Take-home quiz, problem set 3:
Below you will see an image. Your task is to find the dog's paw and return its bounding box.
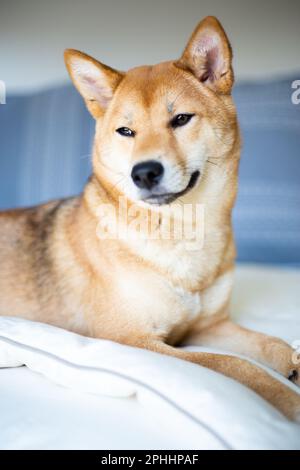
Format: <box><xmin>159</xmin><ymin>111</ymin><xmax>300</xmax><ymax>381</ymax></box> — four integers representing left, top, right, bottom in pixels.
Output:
<box><xmin>263</xmin><ymin>340</ymin><xmax>300</xmax><ymax>387</ymax></box>
<box><xmin>287</xmin><ymin>342</ymin><xmax>300</xmax><ymax>387</ymax></box>
<box><xmin>288</xmin><ymin>367</ymin><xmax>300</xmax><ymax>387</ymax></box>
<box><xmin>283</xmin><ymin>352</ymin><xmax>300</xmax><ymax>388</ymax></box>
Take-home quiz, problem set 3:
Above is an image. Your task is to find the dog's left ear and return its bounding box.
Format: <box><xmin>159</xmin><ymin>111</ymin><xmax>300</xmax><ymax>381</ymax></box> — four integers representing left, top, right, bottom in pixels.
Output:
<box><xmin>176</xmin><ymin>16</ymin><xmax>234</xmax><ymax>94</ymax></box>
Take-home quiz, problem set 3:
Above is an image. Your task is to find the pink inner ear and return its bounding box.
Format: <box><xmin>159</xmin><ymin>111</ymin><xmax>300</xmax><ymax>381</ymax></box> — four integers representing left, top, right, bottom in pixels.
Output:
<box><xmin>193</xmin><ymin>35</ymin><xmax>224</xmax><ymax>82</ymax></box>
<box><xmin>82</xmin><ymin>76</ymin><xmax>112</xmax><ymax>107</ymax></box>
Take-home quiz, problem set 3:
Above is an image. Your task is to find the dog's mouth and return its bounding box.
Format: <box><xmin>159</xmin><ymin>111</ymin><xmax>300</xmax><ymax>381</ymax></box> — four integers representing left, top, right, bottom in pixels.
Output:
<box><xmin>142</xmin><ymin>170</ymin><xmax>200</xmax><ymax>205</ymax></box>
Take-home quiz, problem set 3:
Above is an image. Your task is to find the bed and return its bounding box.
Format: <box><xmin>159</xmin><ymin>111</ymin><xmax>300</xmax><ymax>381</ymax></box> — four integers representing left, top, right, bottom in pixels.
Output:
<box><xmin>1</xmin><ymin>264</ymin><xmax>299</xmax><ymax>450</ymax></box>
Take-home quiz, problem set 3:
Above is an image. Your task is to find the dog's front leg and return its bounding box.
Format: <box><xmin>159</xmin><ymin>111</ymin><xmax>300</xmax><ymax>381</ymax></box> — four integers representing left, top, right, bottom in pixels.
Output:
<box><xmin>183</xmin><ymin>319</ymin><xmax>300</xmax><ymax>387</ymax></box>
<box><xmin>120</xmin><ymin>336</ymin><xmax>300</xmax><ymax>422</ymax></box>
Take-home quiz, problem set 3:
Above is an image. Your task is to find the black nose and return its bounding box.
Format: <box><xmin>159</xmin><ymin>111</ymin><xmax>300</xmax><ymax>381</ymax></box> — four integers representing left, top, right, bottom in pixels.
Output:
<box><xmin>131</xmin><ymin>160</ymin><xmax>164</xmax><ymax>190</ymax></box>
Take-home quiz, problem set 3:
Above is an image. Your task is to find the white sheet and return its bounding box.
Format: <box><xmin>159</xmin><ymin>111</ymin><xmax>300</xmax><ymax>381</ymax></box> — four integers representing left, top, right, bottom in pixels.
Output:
<box><xmin>0</xmin><ymin>264</ymin><xmax>300</xmax><ymax>450</ymax></box>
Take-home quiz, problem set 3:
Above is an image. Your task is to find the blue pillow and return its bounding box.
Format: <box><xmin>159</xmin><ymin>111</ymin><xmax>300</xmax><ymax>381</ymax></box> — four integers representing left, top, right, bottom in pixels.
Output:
<box><xmin>233</xmin><ymin>77</ymin><xmax>300</xmax><ymax>265</ymax></box>
<box><xmin>0</xmin><ymin>77</ymin><xmax>299</xmax><ymax>265</ymax></box>
<box><xmin>0</xmin><ymin>86</ymin><xmax>93</xmax><ymax>208</ymax></box>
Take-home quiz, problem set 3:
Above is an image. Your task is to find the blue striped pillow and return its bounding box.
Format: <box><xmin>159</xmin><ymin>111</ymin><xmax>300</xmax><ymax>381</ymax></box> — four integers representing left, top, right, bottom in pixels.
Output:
<box><xmin>233</xmin><ymin>78</ymin><xmax>300</xmax><ymax>265</ymax></box>
<box><xmin>0</xmin><ymin>86</ymin><xmax>93</xmax><ymax>208</ymax></box>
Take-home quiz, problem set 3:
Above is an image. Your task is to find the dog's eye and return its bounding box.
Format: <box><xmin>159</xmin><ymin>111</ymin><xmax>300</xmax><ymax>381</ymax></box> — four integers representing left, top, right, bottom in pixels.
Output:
<box><xmin>170</xmin><ymin>114</ymin><xmax>194</xmax><ymax>129</ymax></box>
<box><xmin>116</xmin><ymin>127</ymin><xmax>135</xmax><ymax>137</ymax></box>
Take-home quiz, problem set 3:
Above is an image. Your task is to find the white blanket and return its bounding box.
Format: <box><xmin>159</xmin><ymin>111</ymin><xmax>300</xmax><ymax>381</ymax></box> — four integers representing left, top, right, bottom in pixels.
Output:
<box><xmin>0</xmin><ymin>264</ymin><xmax>300</xmax><ymax>450</ymax></box>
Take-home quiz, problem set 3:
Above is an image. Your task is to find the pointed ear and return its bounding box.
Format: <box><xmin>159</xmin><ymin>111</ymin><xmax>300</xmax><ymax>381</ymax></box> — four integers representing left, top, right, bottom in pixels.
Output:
<box><xmin>64</xmin><ymin>49</ymin><xmax>124</xmax><ymax>118</ymax></box>
<box><xmin>176</xmin><ymin>16</ymin><xmax>234</xmax><ymax>94</ymax></box>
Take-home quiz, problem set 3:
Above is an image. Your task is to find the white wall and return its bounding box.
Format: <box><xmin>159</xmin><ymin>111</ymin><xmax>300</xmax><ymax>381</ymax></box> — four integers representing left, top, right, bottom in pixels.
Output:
<box><xmin>1</xmin><ymin>0</ymin><xmax>300</xmax><ymax>93</ymax></box>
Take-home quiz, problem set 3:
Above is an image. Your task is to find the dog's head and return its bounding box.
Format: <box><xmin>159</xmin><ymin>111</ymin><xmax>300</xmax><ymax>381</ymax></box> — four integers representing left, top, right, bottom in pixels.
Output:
<box><xmin>65</xmin><ymin>16</ymin><xmax>238</xmax><ymax>206</ymax></box>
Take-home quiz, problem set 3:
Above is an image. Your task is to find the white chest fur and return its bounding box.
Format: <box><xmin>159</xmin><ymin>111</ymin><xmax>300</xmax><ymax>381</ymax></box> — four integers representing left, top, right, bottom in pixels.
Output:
<box><xmin>173</xmin><ymin>285</ymin><xmax>202</xmax><ymax>321</ymax></box>
<box><xmin>115</xmin><ymin>266</ymin><xmax>203</xmax><ymax>339</ymax></box>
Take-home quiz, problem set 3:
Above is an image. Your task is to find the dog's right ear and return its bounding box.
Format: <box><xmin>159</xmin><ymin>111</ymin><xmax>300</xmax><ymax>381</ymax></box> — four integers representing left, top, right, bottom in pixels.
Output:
<box><xmin>64</xmin><ymin>49</ymin><xmax>124</xmax><ymax>119</ymax></box>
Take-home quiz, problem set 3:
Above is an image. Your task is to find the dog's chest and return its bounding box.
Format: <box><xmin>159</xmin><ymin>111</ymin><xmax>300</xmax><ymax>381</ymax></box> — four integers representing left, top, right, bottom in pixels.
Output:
<box><xmin>173</xmin><ymin>285</ymin><xmax>202</xmax><ymax>320</ymax></box>
<box><xmin>115</xmin><ymin>265</ymin><xmax>202</xmax><ymax>339</ymax></box>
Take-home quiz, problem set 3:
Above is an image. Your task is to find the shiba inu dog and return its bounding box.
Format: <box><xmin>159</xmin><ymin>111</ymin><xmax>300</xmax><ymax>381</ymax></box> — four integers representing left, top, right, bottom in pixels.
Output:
<box><xmin>0</xmin><ymin>16</ymin><xmax>299</xmax><ymax>420</ymax></box>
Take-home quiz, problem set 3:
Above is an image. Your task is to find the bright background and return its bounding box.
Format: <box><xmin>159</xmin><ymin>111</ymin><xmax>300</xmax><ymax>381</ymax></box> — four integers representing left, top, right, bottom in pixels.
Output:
<box><xmin>1</xmin><ymin>0</ymin><xmax>300</xmax><ymax>93</ymax></box>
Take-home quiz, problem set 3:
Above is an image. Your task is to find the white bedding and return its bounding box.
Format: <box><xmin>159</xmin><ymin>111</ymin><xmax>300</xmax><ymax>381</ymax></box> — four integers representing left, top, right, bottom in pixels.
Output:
<box><xmin>0</xmin><ymin>264</ymin><xmax>300</xmax><ymax>450</ymax></box>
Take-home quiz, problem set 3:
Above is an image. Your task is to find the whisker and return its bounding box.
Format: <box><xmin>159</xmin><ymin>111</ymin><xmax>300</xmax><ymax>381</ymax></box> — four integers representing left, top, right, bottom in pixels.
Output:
<box><xmin>80</xmin><ymin>153</ymin><xmax>93</xmax><ymax>160</ymax></box>
<box><xmin>207</xmin><ymin>159</ymin><xmax>219</xmax><ymax>166</ymax></box>
<box><xmin>111</xmin><ymin>176</ymin><xmax>126</xmax><ymax>193</ymax></box>
<box><xmin>98</xmin><ymin>159</ymin><xmax>126</xmax><ymax>177</ymax></box>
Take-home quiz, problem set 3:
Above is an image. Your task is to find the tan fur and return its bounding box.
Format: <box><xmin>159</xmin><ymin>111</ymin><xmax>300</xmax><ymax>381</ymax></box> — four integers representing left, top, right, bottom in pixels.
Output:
<box><xmin>0</xmin><ymin>17</ymin><xmax>299</xmax><ymax>421</ymax></box>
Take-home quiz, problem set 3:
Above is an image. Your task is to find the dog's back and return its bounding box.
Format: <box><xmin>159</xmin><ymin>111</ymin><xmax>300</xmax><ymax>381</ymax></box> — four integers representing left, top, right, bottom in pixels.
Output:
<box><xmin>0</xmin><ymin>199</ymin><xmax>80</xmax><ymax>325</ymax></box>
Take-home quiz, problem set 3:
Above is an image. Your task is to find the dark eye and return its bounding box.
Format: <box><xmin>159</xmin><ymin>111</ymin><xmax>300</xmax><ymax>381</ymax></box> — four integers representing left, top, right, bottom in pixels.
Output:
<box><xmin>170</xmin><ymin>113</ymin><xmax>194</xmax><ymax>129</ymax></box>
<box><xmin>116</xmin><ymin>127</ymin><xmax>135</xmax><ymax>137</ymax></box>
